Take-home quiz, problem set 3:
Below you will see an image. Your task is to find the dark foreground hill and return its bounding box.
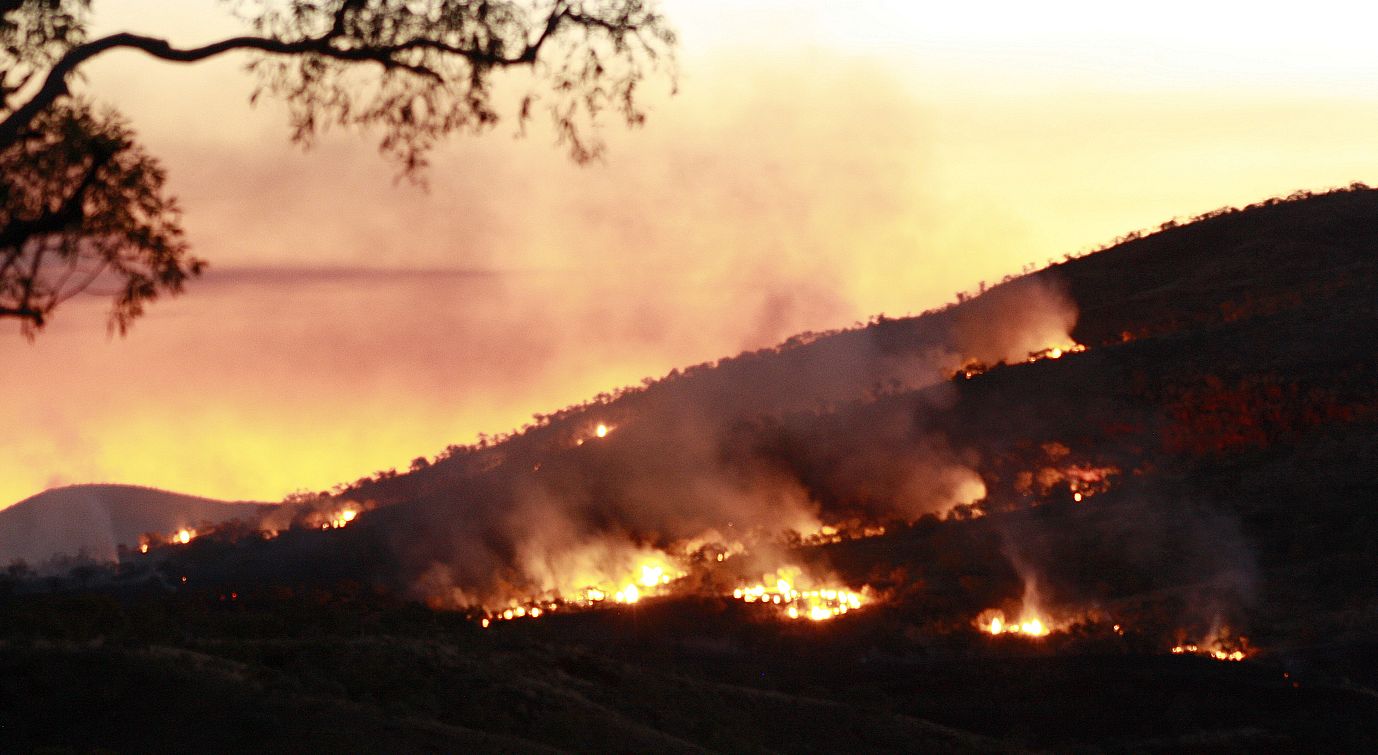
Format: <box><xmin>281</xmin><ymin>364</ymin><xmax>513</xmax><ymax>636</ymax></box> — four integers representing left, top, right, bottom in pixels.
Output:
<box><xmin>4</xmin><ymin>187</ymin><xmax>1378</xmax><ymax>751</ymax></box>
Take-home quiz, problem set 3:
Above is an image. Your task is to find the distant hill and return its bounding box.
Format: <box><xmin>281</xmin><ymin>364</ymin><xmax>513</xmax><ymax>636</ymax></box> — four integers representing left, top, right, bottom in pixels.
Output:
<box><xmin>0</xmin><ymin>484</ymin><xmax>271</xmax><ymax>567</ymax></box>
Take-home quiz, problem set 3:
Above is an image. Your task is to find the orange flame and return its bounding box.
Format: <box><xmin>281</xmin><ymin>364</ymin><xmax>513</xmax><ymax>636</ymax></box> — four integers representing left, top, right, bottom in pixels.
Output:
<box><xmin>729</xmin><ymin>567</ymin><xmax>867</xmax><ymax>622</ymax></box>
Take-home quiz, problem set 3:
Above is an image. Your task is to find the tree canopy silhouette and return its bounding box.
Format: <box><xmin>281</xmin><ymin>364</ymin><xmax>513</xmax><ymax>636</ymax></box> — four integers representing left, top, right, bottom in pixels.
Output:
<box><xmin>0</xmin><ymin>0</ymin><xmax>674</xmax><ymax>335</ymax></box>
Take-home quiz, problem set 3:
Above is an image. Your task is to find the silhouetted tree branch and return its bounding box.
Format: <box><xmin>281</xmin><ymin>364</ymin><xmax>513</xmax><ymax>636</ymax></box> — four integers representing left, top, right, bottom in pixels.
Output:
<box><xmin>0</xmin><ymin>0</ymin><xmax>675</xmax><ymax>334</ymax></box>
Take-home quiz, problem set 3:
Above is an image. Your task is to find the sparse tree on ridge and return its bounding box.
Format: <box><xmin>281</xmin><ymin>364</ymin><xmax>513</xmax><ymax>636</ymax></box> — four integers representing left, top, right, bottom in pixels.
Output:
<box><xmin>0</xmin><ymin>0</ymin><xmax>675</xmax><ymax>335</ymax></box>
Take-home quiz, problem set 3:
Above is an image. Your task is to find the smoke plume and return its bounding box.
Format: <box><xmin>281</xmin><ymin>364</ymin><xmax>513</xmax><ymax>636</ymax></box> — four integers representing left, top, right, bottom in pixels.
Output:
<box><xmin>390</xmin><ymin>277</ymin><xmax>1082</xmax><ymax>609</ymax></box>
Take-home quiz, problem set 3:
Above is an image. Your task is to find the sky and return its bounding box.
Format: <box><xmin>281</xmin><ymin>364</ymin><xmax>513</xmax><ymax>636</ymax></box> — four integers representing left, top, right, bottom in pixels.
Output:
<box><xmin>3</xmin><ymin>0</ymin><xmax>1377</xmax><ymax>507</ymax></box>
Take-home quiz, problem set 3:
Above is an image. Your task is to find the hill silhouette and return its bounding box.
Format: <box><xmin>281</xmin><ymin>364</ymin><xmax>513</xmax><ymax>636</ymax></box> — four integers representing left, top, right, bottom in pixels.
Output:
<box><xmin>5</xmin><ymin>186</ymin><xmax>1378</xmax><ymax>750</ymax></box>
<box><xmin>0</xmin><ymin>484</ymin><xmax>271</xmax><ymax>567</ymax></box>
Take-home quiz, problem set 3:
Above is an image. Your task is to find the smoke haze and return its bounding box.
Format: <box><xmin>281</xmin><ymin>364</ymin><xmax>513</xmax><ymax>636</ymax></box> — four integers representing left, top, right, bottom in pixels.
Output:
<box><xmin>395</xmin><ymin>277</ymin><xmax>1080</xmax><ymax>608</ymax></box>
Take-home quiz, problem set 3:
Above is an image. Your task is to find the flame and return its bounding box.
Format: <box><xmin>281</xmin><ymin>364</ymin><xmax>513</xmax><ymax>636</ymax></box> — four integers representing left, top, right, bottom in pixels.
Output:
<box><xmin>323</xmin><ymin>506</ymin><xmax>359</xmax><ymax>529</ymax></box>
<box><xmin>1025</xmin><ymin>342</ymin><xmax>1087</xmax><ymax>364</ymax></box>
<box><xmin>1015</xmin><ymin>456</ymin><xmax>1120</xmax><ymax>503</ymax></box>
<box><xmin>576</xmin><ymin>422</ymin><xmax>615</xmax><ymax>446</ymax></box>
<box><xmin>801</xmin><ymin>523</ymin><xmax>887</xmax><ymax>546</ymax></box>
<box><xmin>981</xmin><ymin>610</ymin><xmax>1052</xmax><ymax>637</ymax></box>
<box><xmin>1170</xmin><ymin>631</ymin><xmax>1251</xmax><ymax>661</ymax></box>
<box><xmin>303</xmin><ymin>505</ymin><xmax>363</xmax><ymax>531</ymax></box>
<box><xmin>729</xmin><ymin>567</ymin><xmax>866</xmax><ymax>622</ymax></box>
<box><xmin>961</xmin><ymin>341</ymin><xmax>1087</xmax><ymax>381</ymax></box>
<box><xmin>639</xmin><ymin>563</ymin><xmax>671</xmax><ymax>587</ymax></box>
<box><xmin>135</xmin><ymin>526</ymin><xmax>199</xmax><ymax>554</ymax></box>
<box><xmin>480</xmin><ymin>553</ymin><xmax>683</xmax><ymax>625</ymax></box>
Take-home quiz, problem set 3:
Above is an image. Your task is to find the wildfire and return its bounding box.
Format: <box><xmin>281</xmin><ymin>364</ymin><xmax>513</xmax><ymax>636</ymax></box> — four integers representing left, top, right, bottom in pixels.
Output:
<box><xmin>1171</xmin><ymin>644</ymin><xmax>1246</xmax><ymax>662</ymax></box>
<box><xmin>729</xmin><ymin>567</ymin><xmax>866</xmax><ymax>621</ymax></box>
<box><xmin>1170</xmin><ymin>631</ymin><xmax>1252</xmax><ymax>662</ymax></box>
<box><xmin>958</xmin><ymin>342</ymin><xmax>1088</xmax><ymax>381</ymax></box>
<box><xmin>1014</xmin><ymin>448</ymin><xmax>1120</xmax><ymax>504</ymax></box>
<box><xmin>288</xmin><ymin>501</ymin><xmax>370</xmax><ymax>532</ymax></box>
<box><xmin>976</xmin><ymin>573</ymin><xmax>1062</xmax><ymax>639</ymax></box>
<box><xmin>1064</xmin><ymin>464</ymin><xmax>1117</xmax><ymax>502</ymax></box>
<box><xmin>802</xmin><ymin>523</ymin><xmax>887</xmax><ymax>546</ymax></box>
<box><xmin>480</xmin><ymin>554</ymin><xmax>682</xmax><ymax>626</ymax></box>
<box><xmin>134</xmin><ymin>526</ymin><xmax>200</xmax><ymax>555</ymax></box>
<box><xmin>575</xmin><ymin>422</ymin><xmax>616</xmax><ymax>446</ymax></box>
<box><xmin>1026</xmin><ymin>343</ymin><xmax>1087</xmax><ymax>363</ymax></box>
<box><xmin>979</xmin><ymin>609</ymin><xmax>1052</xmax><ymax>637</ymax></box>
<box><xmin>322</xmin><ymin>506</ymin><xmax>359</xmax><ymax>530</ymax></box>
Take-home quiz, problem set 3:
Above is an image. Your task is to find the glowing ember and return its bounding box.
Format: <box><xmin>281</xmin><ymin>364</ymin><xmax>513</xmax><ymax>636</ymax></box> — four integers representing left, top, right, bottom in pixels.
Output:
<box><xmin>176</xmin><ymin>528</ymin><xmax>195</xmax><ymax>545</ymax></box>
<box><xmin>595</xmin><ymin>423</ymin><xmax>610</xmax><ymax>438</ymax></box>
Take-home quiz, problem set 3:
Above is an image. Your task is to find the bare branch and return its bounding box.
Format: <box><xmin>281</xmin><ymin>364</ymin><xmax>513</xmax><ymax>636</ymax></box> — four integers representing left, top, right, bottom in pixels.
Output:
<box><xmin>0</xmin><ymin>1</ymin><xmax>676</xmax><ymax>333</ymax></box>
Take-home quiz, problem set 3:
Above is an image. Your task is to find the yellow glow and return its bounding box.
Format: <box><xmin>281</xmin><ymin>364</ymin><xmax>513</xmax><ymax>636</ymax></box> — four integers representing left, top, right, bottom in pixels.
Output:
<box><xmin>595</xmin><ymin>423</ymin><xmax>609</xmax><ymax>438</ymax></box>
<box><xmin>639</xmin><ymin>564</ymin><xmax>665</xmax><ymax>587</ymax></box>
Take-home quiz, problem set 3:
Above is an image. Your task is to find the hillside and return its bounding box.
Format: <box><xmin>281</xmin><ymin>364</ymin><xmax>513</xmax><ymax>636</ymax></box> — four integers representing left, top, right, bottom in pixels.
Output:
<box><xmin>4</xmin><ymin>187</ymin><xmax>1378</xmax><ymax>750</ymax></box>
<box><xmin>0</xmin><ymin>484</ymin><xmax>271</xmax><ymax>567</ymax></box>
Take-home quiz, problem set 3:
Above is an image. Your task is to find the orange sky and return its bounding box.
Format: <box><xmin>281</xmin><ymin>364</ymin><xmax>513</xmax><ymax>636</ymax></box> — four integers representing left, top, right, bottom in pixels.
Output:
<box><xmin>3</xmin><ymin>1</ymin><xmax>1377</xmax><ymax>507</ymax></box>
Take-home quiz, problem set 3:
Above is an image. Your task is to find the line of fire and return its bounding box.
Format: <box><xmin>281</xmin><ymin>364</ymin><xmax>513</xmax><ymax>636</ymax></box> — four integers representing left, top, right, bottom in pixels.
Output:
<box><xmin>111</xmin><ymin>328</ymin><xmax>1261</xmax><ymax>664</ymax></box>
